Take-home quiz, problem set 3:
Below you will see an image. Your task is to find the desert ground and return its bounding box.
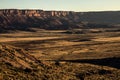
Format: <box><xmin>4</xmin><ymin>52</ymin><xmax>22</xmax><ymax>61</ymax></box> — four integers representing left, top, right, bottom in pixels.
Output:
<box><xmin>0</xmin><ymin>27</ymin><xmax>120</xmax><ymax>80</ymax></box>
<box><xmin>0</xmin><ymin>28</ymin><xmax>120</xmax><ymax>59</ymax></box>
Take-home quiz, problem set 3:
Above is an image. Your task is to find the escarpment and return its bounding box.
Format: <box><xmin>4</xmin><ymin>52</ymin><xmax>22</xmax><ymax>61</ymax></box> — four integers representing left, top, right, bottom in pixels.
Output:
<box><xmin>0</xmin><ymin>9</ymin><xmax>120</xmax><ymax>32</ymax></box>
<box><xmin>0</xmin><ymin>9</ymin><xmax>73</xmax><ymax>17</ymax></box>
<box><xmin>0</xmin><ymin>9</ymin><xmax>81</xmax><ymax>32</ymax></box>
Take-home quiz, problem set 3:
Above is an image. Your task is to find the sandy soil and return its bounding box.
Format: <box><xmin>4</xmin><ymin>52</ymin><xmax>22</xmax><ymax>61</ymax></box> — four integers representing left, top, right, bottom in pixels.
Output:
<box><xmin>0</xmin><ymin>37</ymin><xmax>61</xmax><ymax>42</ymax></box>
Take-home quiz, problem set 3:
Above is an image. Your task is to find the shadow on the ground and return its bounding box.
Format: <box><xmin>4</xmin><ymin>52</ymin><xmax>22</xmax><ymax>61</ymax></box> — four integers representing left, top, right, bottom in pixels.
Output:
<box><xmin>56</xmin><ymin>57</ymin><xmax>120</xmax><ymax>69</ymax></box>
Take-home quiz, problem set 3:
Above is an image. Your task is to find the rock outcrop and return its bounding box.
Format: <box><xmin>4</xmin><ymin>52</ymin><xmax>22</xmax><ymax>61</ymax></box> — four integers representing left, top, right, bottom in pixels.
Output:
<box><xmin>0</xmin><ymin>9</ymin><xmax>73</xmax><ymax>17</ymax></box>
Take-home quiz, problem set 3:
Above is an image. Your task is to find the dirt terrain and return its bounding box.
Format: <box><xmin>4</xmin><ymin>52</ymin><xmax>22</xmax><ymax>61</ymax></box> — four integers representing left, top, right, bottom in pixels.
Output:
<box><xmin>0</xmin><ymin>27</ymin><xmax>120</xmax><ymax>80</ymax></box>
<box><xmin>1</xmin><ymin>28</ymin><xmax>120</xmax><ymax>59</ymax></box>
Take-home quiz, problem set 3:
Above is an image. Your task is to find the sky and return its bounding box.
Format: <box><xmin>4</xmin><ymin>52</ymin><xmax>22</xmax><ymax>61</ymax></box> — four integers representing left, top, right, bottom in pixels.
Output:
<box><xmin>0</xmin><ymin>0</ymin><xmax>120</xmax><ymax>12</ymax></box>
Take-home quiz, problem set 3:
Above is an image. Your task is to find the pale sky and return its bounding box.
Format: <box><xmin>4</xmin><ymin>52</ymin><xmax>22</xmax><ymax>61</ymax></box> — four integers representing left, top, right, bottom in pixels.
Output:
<box><xmin>0</xmin><ymin>0</ymin><xmax>120</xmax><ymax>12</ymax></box>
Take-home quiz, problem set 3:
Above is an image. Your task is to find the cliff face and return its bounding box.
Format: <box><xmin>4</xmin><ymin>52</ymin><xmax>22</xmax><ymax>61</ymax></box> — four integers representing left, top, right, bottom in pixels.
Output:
<box><xmin>0</xmin><ymin>9</ymin><xmax>81</xmax><ymax>32</ymax></box>
<box><xmin>0</xmin><ymin>9</ymin><xmax>72</xmax><ymax>17</ymax></box>
<box><xmin>0</xmin><ymin>9</ymin><xmax>120</xmax><ymax>32</ymax></box>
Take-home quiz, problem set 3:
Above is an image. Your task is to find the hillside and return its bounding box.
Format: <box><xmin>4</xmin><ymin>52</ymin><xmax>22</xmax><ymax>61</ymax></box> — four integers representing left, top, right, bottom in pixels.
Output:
<box><xmin>1</xmin><ymin>9</ymin><xmax>120</xmax><ymax>32</ymax></box>
<box><xmin>0</xmin><ymin>44</ymin><xmax>46</xmax><ymax>79</ymax></box>
<box><xmin>78</xmin><ymin>11</ymin><xmax>120</xmax><ymax>24</ymax></box>
<box><xmin>0</xmin><ymin>44</ymin><xmax>120</xmax><ymax>80</ymax></box>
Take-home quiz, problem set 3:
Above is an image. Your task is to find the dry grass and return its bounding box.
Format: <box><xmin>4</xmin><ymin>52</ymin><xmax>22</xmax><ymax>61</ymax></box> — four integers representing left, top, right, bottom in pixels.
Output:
<box><xmin>0</xmin><ymin>28</ymin><xmax>120</xmax><ymax>80</ymax></box>
<box><xmin>0</xmin><ymin>37</ymin><xmax>61</xmax><ymax>42</ymax></box>
<box><xmin>93</xmin><ymin>36</ymin><xmax>120</xmax><ymax>42</ymax></box>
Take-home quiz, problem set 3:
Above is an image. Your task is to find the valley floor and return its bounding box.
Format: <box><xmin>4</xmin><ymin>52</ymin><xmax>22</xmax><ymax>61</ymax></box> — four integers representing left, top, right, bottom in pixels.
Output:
<box><xmin>0</xmin><ymin>28</ymin><xmax>120</xmax><ymax>80</ymax></box>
